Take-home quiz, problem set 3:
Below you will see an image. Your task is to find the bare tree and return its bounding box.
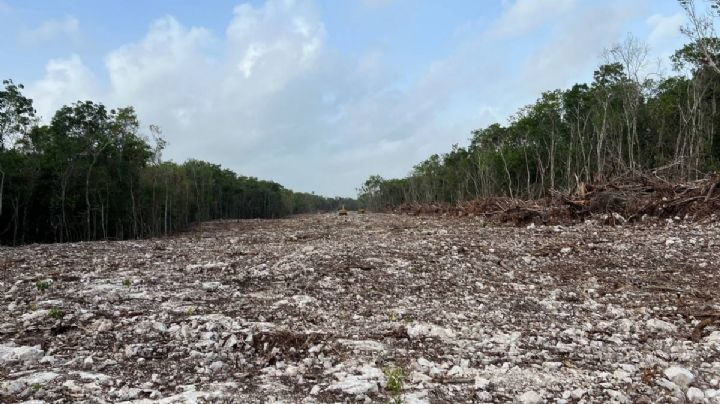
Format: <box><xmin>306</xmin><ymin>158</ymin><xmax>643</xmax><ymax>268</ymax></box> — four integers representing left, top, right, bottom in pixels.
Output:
<box><xmin>605</xmin><ymin>34</ymin><xmax>651</xmax><ymax>171</ymax></box>
<box><xmin>680</xmin><ymin>0</ymin><xmax>720</xmax><ymax>74</ymax></box>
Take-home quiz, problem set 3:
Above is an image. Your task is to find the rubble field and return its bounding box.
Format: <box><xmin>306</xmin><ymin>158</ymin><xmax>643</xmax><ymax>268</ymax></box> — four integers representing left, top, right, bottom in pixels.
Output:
<box><xmin>1</xmin><ymin>213</ymin><xmax>719</xmax><ymax>403</ymax></box>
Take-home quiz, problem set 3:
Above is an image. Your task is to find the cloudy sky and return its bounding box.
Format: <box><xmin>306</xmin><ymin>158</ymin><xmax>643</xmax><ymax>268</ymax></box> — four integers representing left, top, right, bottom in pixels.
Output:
<box><xmin>0</xmin><ymin>0</ymin><xmax>688</xmax><ymax>196</ymax></box>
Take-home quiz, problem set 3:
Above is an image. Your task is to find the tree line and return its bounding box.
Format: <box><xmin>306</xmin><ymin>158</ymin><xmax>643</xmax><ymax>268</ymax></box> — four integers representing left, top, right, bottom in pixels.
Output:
<box><xmin>0</xmin><ymin>82</ymin><xmax>355</xmax><ymax>245</ymax></box>
<box><xmin>359</xmin><ymin>34</ymin><xmax>720</xmax><ymax>210</ymax></box>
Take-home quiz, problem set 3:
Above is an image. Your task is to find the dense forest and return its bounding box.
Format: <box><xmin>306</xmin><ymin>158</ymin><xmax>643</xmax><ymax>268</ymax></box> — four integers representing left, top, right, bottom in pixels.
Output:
<box><xmin>358</xmin><ymin>35</ymin><xmax>720</xmax><ymax>210</ymax></box>
<box><xmin>0</xmin><ymin>83</ymin><xmax>356</xmax><ymax>245</ymax></box>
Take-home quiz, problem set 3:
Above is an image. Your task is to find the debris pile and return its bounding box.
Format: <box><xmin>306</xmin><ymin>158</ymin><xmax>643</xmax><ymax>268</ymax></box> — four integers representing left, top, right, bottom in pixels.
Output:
<box><xmin>394</xmin><ymin>175</ymin><xmax>720</xmax><ymax>225</ymax></box>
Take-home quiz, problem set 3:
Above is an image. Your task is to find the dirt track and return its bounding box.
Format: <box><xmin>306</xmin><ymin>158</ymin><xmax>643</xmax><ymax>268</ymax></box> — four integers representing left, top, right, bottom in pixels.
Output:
<box><xmin>1</xmin><ymin>213</ymin><xmax>719</xmax><ymax>403</ymax></box>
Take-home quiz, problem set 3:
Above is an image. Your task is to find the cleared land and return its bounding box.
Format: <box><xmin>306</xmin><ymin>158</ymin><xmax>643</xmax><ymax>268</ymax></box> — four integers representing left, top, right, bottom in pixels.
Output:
<box><xmin>1</xmin><ymin>213</ymin><xmax>719</xmax><ymax>403</ymax></box>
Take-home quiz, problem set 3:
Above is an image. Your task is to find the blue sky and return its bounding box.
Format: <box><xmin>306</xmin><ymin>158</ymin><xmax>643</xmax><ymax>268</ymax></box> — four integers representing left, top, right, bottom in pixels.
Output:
<box><xmin>0</xmin><ymin>0</ymin><xmax>689</xmax><ymax>196</ymax></box>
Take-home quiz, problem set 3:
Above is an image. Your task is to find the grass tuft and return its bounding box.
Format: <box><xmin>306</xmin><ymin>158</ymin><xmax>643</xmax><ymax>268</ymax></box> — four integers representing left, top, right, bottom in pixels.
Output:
<box><xmin>384</xmin><ymin>365</ymin><xmax>405</xmax><ymax>403</ymax></box>
<box><xmin>48</xmin><ymin>308</ymin><xmax>64</xmax><ymax>320</ymax></box>
<box><xmin>35</xmin><ymin>280</ymin><xmax>50</xmax><ymax>292</ymax></box>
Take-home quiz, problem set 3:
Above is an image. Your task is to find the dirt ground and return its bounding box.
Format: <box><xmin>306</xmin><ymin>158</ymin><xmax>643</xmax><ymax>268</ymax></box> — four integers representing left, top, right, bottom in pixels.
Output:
<box><xmin>1</xmin><ymin>213</ymin><xmax>719</xmax><ymax>403</ymax></box>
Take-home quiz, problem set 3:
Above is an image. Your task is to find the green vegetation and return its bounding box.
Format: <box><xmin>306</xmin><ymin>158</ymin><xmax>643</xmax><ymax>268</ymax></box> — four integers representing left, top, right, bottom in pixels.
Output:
<box><xmin>48</xmin><ymin>308</ymin><xmax>64</xmax><ymax>320</ymax></box>
<box><xmin>359</xmin><ymin>34</ymin><xmax>720</xmax><ymax>209</ymax></box>
<box><xmin>122</xmin><ymin>278</ymin><xmax>131</xmax><ymax>287</ymax></box>
<box><xmin>384</xmin><ymin>365</ymin><xmax>406</xmax><ymax>403</ymax></box>
<box><xmin>35</xmin><ymin>280</ymin><xmax>50</xmax><ymax>292</ymax></box>
<box><xmin>0</xmin><ymin>83</ymin><xmax>356</xmax><ymax>245</ymax></box>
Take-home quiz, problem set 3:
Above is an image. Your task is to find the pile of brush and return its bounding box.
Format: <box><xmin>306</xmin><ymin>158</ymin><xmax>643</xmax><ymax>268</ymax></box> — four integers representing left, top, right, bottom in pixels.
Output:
<box><xmin>392</xmin><ymin>174</ymin><xmax>720</xmax><ymax>225</ymax></box>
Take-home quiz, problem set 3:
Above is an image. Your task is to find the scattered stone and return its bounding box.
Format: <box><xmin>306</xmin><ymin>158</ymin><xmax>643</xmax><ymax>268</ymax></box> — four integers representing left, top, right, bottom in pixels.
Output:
<box><xmin>403</xmin><ymin>390</ymin><xmax>430</xmax><ymax>404</ymax></box>
<box><xmin>1</xmin><ymin>371</ymin><xmax>59</xmax><ymax>395</ymax></box>
<box><xmin>646</xmin><ymin>319</ymin><xmax>677</xmax><ymax>333</ymax></box>
<box><xmin>518</xmin><ymin>390</ymin><xmax>543</xmax><ymax>404</ymax></box>
<box><xmin>337</xmin><ymin>339</ymin><xmax>386</xmax><ymax>352</ymax></box>
<box><xmin>687</xmin><ymin>387</ymin><xmax>705</xmax><ymax>403</ymax></box>
<box><xmin>0</xmin><ymin>344</ymin><xmax>44</xmax><ymax>366</ymax></box>
<box><xmin>328</xmin><ymin>377</ymin><xmax>378</xmax><ymax>395</ymax></box>
<box><xmin>607</xmin><ymin>389</ymin><xmax>630</xmax><ymax>403</ymax></box>
<box><xmin>664</xmin><ymin>366</ymin><xmax>695</xmax><ymax>389</ymax></box>
<box><xmin>406</xmin><ymin>323</ymin><xmax>455</xmax><ymax>341</ymax></box>
<box><xmin>0</xmin><ymin>214</ymin><xmax>717</xmax><ymax>402</ymax></box>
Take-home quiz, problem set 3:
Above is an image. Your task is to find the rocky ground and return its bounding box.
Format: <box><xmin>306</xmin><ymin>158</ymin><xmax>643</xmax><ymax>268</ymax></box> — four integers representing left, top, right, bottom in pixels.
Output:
<box><xmin>1</xmin><ymin>213</ymin><xmax>719</xmax><ymax>403</ymax></box>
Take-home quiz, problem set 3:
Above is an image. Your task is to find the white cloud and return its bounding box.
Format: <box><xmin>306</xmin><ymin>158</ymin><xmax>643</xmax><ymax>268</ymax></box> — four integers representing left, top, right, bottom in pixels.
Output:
<box><xmin>19</xmin><ymin>15</ymin><xmax>79</xmax><ymax>46</ymax></box>
<box><xmin>519</xmin><ymin>2</ymin><xmax>634</xmax><ymax>95</ymax></box>
<box><xmin>24</xmin><ymin>0</ymin><xmax>682</xmax><ymax>196</ymax></box>
<box><xmin>106</xmin><ymin>17</ymin><xmax>213</xmax><ymax>109</ymax></box>
<box><xmin>224</xmin><ymin>1</ymin><xmax>325</xmax><ymax>91</ymax></box>
<box><xmin>99</xmin><ymin>0</ymin><xmax>340</xmax><ymax>184</ymax></box>
<box><xmin>647</xmin><ymin>12</ymin><xmax>685</xmax><ymax>46</ymax></box>
<box><xmin>492</xmin><ymin>0</ymin><xmax>576</xmax><ymax>38</ymax></box>
<box><xmin>26</xmin><ymin>55</ymin><xmax>97</xmax><ymax>120</ymax></box>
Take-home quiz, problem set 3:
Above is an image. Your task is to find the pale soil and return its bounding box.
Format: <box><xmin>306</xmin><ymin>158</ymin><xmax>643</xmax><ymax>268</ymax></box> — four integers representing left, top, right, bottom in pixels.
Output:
<box><xmin>1</xmin><ymin>213</ymin><xmax>719</xmax><ymax>403</ymax></box>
